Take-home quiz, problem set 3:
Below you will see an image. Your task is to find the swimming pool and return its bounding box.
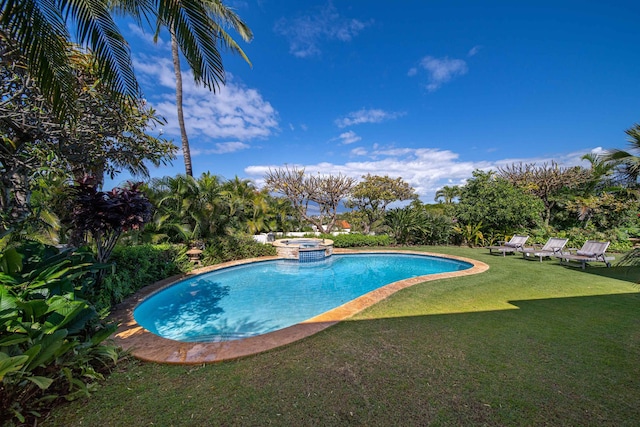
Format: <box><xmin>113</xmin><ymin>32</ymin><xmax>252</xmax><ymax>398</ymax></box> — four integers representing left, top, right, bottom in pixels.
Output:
<box><xmin>133</xmin><ymin>253</ymin><xmax>472</xmax><ymax>343</ymax></box>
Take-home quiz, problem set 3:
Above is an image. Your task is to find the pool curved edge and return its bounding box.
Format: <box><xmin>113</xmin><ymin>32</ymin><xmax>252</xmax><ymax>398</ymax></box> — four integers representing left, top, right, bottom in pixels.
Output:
<box><xmin>108</xmin><ymin>250</ymin><xmax>489</xmax><ymax>365</ymax></box>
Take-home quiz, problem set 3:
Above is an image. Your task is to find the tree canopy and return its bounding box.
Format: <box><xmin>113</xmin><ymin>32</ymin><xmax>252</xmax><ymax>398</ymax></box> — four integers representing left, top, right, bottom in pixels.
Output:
<box><xmin>498</xmin><ymin>162</ymin><xmax>590</xmax><ymax>226</ymax></box>
<box><xmin>455</xmin><ymin>170</ymin><xmax>544</xmax><ymax>235</ymax></box>
<box><xmin>344</xmin><ymin>174</ymin><xmax>417</xmax><ymax>234</ymax></box>
<box><xmin>0</xmin><ymin>37</ymin><xmax>175</xmax><ymax>232</ymax></box>
<box><xmin>264</xmin><ymin>166</ymin><xmax>356</xmax><ymax>233</ymax></box>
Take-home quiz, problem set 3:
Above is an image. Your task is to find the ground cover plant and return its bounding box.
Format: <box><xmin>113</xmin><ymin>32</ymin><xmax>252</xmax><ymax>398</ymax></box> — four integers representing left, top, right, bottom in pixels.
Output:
<box><xmin>43</xmin><ymin>246</ymin><xmax>640</xmax><ymax>426</ymax></box>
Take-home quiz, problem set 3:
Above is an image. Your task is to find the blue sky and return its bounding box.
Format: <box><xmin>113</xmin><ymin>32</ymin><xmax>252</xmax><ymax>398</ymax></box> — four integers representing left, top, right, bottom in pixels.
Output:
<box><xmin>110</xmin><ymin>1</ymin><xmax>640</xmax><ymax>202</ymax></box>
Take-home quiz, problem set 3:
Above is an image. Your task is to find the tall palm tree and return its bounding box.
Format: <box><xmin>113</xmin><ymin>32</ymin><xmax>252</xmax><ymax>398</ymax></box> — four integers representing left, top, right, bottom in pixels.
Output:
<box><xmin>0</xmin><ymin>0</ymin><xmax>250</xmax><ymax>124</ymax></box>
<box><xmin>167</xmin><ymin>3</ymin><xmax>252</xmax><ymax>176</ymax></box>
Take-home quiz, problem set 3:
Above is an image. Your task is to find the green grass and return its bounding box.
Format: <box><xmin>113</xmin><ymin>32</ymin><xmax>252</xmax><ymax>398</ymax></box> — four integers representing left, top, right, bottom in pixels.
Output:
<box><xmin>44</xmin><ymin>246</ymin><xmax>640</xmax><ymax>426</ymax></box>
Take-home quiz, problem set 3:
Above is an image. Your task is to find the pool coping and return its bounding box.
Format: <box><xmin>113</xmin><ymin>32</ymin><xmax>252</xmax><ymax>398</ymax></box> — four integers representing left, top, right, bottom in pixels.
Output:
<box><xmin>109</xmin><ymin>249</ymin><xmax>489</xmax><ymax>364</ymax></box>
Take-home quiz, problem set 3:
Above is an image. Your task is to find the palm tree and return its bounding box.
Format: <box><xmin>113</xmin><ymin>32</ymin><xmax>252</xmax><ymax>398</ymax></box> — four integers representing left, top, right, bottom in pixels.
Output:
<box><xmin>581</xmin><ymin>152</ymin><xmax>616</xmax><ymax>194</ymax></box>
<box><xmin>603</xmin><ymin>123</ymin><xmax>640</xmax><ymax>186</ymax></box>
<box><xmin>0</xmin><ymin>0</ymin><xmax>250</xmax><ymax>124</ymax></box>
<box><xmin>167</xmin><ymin>4</ymin><xmax>252</xmax><ymax>176</ymax></box>
<box><xmin>434</xmin><ymin>185</ymin><xmax>461</xmax><ymax>204</ymax></box>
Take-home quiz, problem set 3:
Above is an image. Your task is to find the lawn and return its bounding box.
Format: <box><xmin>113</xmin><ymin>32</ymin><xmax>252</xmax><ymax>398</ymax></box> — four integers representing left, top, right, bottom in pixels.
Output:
<box><xmin>44</xmin><ymin>246</ymin><xmax>640</xmax><ymax>426</ymax></box>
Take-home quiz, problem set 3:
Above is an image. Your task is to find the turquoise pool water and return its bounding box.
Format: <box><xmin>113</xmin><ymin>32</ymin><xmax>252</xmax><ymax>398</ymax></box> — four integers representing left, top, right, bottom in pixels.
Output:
<box><xmin>133</xmin><ymin>253</ymin><xmax>472</xmax><ymax>342</ymax></box>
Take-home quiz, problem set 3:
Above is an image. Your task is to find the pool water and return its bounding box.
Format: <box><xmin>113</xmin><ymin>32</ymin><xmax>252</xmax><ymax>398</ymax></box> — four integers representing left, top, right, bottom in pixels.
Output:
<box><xmin>133</xmin><ymin>253</ymin><xmax>471</xmax><ymax>342</ymax></box>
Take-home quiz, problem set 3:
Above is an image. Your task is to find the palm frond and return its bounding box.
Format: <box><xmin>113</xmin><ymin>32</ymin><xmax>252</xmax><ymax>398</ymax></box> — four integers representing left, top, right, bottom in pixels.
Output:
<box><xmin>158</xmin><ymin>0</ymin><xmax>252</xmax><ymax>90</ymax></box>
<box><xmin>159</xmin><ymin>0</ymin><xmax>224</xmax><ymax>90</ymax></box>
<box><xmin>61</xmin><ymin>0</ymin><xmax>140</xmax><ymax>101</ymax></box>
<box><xmin>1</xmin><ymin>0</ymin><xmax>76</xmax><ymax>121</ymax></box>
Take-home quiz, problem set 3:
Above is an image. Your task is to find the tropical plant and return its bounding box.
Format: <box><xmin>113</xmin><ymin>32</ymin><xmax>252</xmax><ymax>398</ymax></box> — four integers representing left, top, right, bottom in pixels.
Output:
<box><xmin>581</xmin><ymin>152</ymin><xmax>617</xmax><ymax>194</ymax></box>
<box><xmin>146</xmin><ymin>173</ymin><xmax>232</xmax><ymax>244</ymax></box>
<box><xmin>202</xmin><ymin>235</ymin><xmax>276</xmax><ymax>265</ymax></box>
<box><xmin>64</xmin><ymin>177</ymin><xmax>153</xmax><ymax>266</ymax></box>
<box><xmin>0</xmin><ymin>38</ymin><xmax>175</xmax><ymax>234</ymax></box>
<box><xmin>603</xmin><ymin>123</ymin><xmax>640</xmax><ymax>185</ymax></box>
<box><xmin>452</xmin><ymin>222</ymin><xmax>484</xmax><ymax>247</ymax></box>
<box><xmin>316</xmin><ymin>233</ymin><xmax>392</xmax><ymax>248</ymax></box>
<box><xmin>384</xmin><ymin>207</ymin><xmax>423</xmax><ymax>245</ymax></box>
<box><xmin>0</xmin><ymin>242</ymin><xmax>118</xmax><ymax>424</ymax></box>
<box><xmin>95</xmin><ymin>244</ymin><xmax>185</xmax><ymax>310</ymax></box>
<box><xmin>0</xmin><ymin>0</ymin><xmax>252</xmax><ymax>123</ymax></box>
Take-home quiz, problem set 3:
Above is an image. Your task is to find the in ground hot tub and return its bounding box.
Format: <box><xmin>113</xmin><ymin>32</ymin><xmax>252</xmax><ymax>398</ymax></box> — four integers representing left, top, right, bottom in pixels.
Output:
<box><xmin>272</xmin><ymin>238</ymin><xmax>333</xmax><ymax>262</ymax></box>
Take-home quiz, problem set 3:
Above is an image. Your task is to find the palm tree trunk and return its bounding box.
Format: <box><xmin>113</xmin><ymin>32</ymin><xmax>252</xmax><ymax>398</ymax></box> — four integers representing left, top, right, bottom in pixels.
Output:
<box><xmin>171</xmin><ymin>32</ymin><xmax>193</xmax><ymax>177</ymax></box>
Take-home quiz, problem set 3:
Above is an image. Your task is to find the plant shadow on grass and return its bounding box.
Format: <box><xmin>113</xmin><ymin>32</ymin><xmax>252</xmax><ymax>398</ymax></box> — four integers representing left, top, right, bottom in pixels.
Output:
<box><xmin>555</xmin><ymin>262</ymin><xmax>640</xmax><ymax>286</ymax></box>
<box><xmin>327</xmin><ymin>292</ymin><xmax>640</xmax><ymax>426</ymax></box>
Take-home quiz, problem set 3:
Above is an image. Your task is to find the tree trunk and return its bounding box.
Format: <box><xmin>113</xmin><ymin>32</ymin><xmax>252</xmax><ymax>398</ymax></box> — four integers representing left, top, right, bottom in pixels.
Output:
<box><xmin>171</xmin><ymin>32</ymin><xmax>193</xmax><ymax>177</ymax></box>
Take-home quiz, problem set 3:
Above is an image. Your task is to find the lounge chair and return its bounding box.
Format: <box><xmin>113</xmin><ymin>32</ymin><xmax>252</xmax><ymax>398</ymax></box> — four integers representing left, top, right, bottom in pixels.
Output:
<box><xmin>556</xmin><ymin>240</ymin><xmax>614</xmax><ymax>269</ymax></box>
<box><xmin>521</xmin><ymin>237</ymin><xmax>568</xmax><ymax>262</ymax></box>
<box><xmin>486</xmin><ymin>235</ymin><xmax>529</xmax><ymax>256</ymax></box>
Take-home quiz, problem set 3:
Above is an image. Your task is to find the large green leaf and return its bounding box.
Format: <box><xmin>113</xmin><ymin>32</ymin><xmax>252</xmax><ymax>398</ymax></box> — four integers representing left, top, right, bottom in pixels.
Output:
<box><xmin>26</xmin><ymin>375</ymin><xmax>54</xmax><ymax>390</ymax></box>
<box><xmin>43</xmin><ymin>297</ymin><xmax>90</xmax><ymax>333</ymax></box>
<box><xmin>26</xmin><ymin>329</ymin><xmax>68</xmax><ymax>369</ymax></box>
<box><xmin>16</xmin><ymin>299</ymin><xmax>50</xmax><ymax>322</ymax></box>
<box><xmin>0</xmin><ymin>352</ymin><xmax>29</xmax><ymax>381</ymax></box>
<box><xmin>0</xmin><ymin>248</ymin><xmax>23</xmax><ymax>274</ymax></box>
<box><xmin>0</xmin><ymin>333</ymin><xmax>30</xmax><ymax>347</ymax></box>
<box><xmin>89</xmin><ymin>323</ymin><xmax>117</xmax><ymax>346</ymax></box>
<box><xmin>0</xmin><ymin>284</ymin><xmax>18</xmax><ymax>312</ymax></box>
<box><xmin>61</xmin><ymin>306</ymin><xmax>96</xmax><ymax>335</ymax></box>
<box><xmin>0</xmin><ymin>272</ymin><xmax>19</xmax><ymax>287</ymax></box>
<box><xmin>22</xmin><ymin>343</ymin><xmax>42</xmax><ymax>364</ymax></box>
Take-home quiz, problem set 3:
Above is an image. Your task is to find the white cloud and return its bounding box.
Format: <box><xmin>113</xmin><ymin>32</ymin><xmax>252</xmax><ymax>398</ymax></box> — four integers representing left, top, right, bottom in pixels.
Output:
<box><xmin>338</xmin><ymin>130</ymin><xmax>361</xmax><ymax>144</ymax></box>
<box><xmin>274</xmin><ymin>3</ymin><xmax>371</xmax><ymax>58</ymax></box>
<box><xmin>350</xmin><ymin>147</ymin><xmax>368</xmax><ymax>156</ymax></box>
<box><xmin>468</xmin><ymin>45</ymin><xmax>482</xmax><ymax>57</ymax></box>
<box><xmin>127</xmin><ymin>23</ymin><xmax>168</xmax><ymax>50</ymax></box>
<box><xmin>410</xmin><ymin>55</ymin><xmax>468</xmax><ymax>92</ymax></box>
<box><xmin>133</xmin><ymin>55</ymin><xmax>279</xmax><ymax>143</ymax></box>
<box><xmin>245</xmin><ymin>146</ymin><xmax>600</xmax><ymax>203</ymax></box>
<box><xmin>335</xmin><ymin>108</ymin><xmax>404</xmax><ymax>128</ymax></box>
<box><xmin>190</xmin><ymin>141</ymin><xmax>251</xmax><ymax>156</ymax></box>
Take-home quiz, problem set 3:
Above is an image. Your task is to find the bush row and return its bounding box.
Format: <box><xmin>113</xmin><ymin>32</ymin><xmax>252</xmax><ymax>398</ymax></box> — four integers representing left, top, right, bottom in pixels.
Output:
<box><xmin>316</xmin><ymin>233</ymin><xmax>392</xmax><ymax>248</ymax></box>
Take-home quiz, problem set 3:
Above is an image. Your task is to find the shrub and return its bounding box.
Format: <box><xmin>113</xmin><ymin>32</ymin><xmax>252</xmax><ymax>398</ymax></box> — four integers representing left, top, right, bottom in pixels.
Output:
<box><xmin>202</xmin><ymin>235</ymin><xmax>276</xmax><ymax>265</ymax></box>
<box><xmin>94</xmin><ymin>244</ymin><xmax>186</xmax><ymax>311</ymax></box>
<box><xmin>317</xmin><ymin>233</ymin><xmax>392</xmax><ymax>248</ymax></box>
<box><xmin>413</xmin><ymin>212</ymin><xmax>454</xmax><ymax>245</ymax></box>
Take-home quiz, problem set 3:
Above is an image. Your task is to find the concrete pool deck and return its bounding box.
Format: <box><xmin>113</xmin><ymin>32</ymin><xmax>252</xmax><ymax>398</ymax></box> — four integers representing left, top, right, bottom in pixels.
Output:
<box><xmin>109</xmin><ymin>249</ymin><xmax>489</xmax><ymax>364</ymax></box>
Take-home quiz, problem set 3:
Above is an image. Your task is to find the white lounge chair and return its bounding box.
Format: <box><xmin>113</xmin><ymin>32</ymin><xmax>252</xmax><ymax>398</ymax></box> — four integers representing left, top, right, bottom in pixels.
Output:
<box><xmin>556</xmin><ymin>240</ymin><xmax>614</xmax><ymax>269</ymax></box>
<box><xmin>521</xmin><ymin>237</ymin><xmax>568</xmax><ymax>262</ymax></box>
<box><xmin>486</xmin><ymin>235</ymin><xmax>529</xmax><ymax>257</ymax></box>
